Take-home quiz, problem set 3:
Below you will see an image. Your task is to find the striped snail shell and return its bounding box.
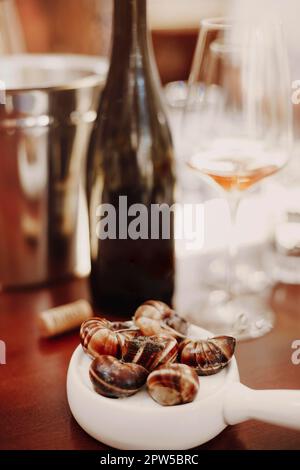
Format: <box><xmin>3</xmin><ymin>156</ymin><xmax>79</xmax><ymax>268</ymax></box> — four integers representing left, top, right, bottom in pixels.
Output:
<box><xmin>179</xmin><ymin>336</ymin><xmax>236</xmax><ymax>376</ymax></box>
<box><xmin>134</xmin><ymin>300</ymin><xmax>189</xmax><ymax>337</ymax></box>
<box><xmin>80</xmin><ymin>317</ymin><xmax>139</xmax><ymax>359</ymax></box>
<box><xmin>147</xmin><ymin>363</ymin><xmax>199</xmax><ymax>406</ymax></box>
<box><xmin>165</xmin><ymin>313</ymin><xmax>189</xmax><ymax>337</ymax></box>
<box><xmin>90</xmin><ymin>355</ymin><xmax>148</xmax><ymax>398</ymax></box>
<box><xmin>134</xmin><ymin>316</ymin><xmax>164</xmax><ymax>337</ymax></box>
<box><xmin>134</xmin><ymin>301</ymin><xmax>170</xmax><ymax>322</ymax></box>
<box><xmin>111</xmin><ymin>320</ymin><xmax>136</xmax><ymax>332</ymax></box>
<box><xmin>141</xmin><ymin>300</ymin><xmax>174</xmax><ymax>317</ymax></box>
<box><xmin>122</xmin><ymin>335</ymin><xmax>178</xmax><ymax>372</ymax></box>
<box><xmin>145</xmin><ymin>301</ymin><xmax>189</xmax><ymax>336</ymax></box>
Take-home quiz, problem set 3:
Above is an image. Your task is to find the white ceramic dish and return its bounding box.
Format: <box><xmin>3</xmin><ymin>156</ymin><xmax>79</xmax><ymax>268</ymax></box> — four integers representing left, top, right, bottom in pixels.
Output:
<box><xmin>67</xmin><ymin>325</ymin><xmax>300</xmax><ymax>450</ymax></box>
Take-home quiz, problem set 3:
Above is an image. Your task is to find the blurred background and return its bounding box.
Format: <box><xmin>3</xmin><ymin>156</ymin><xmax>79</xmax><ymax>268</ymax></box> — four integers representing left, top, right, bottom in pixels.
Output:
<box><xmin>4</xmin><ymin>0</ymin><xmax>229</xmax><ymax>83</ymax></box>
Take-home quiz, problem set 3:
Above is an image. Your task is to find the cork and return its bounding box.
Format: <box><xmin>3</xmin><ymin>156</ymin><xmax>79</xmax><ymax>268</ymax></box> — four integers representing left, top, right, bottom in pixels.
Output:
<box><xmin>38</xmin><ymin>300</ymin><xmax>93</xmax><ymax>338</ymax></box>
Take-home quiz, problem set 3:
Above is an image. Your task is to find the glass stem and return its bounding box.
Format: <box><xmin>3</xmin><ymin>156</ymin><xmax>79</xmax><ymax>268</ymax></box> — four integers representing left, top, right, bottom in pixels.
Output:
<box><xmin>226</xmin><ymin>192</ymin><xmax>242</xmax><ymax>299</ymax></box>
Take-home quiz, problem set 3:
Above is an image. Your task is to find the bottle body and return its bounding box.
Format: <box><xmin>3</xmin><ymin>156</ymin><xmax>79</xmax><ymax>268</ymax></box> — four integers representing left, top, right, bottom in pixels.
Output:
<box><xmin>87</xmin><ymin>0</ymin><xmax>175</xmax><ymax>314</ymax></box>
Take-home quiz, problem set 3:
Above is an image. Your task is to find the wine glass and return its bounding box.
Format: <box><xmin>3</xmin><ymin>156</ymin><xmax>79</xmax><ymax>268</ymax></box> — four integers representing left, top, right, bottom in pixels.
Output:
<box><xmin>183</xmin><ymin>17</ymin><xmax>292</xmax><ymax>340</ymax></box>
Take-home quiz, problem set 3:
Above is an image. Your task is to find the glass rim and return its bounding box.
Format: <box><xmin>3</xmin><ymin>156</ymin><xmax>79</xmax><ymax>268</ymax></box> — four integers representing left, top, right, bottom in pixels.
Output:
<box><xmin>200</xmin><ymin>16</ymin><xmax>284</xmax><ymax>31</ymax></box>
<box><xmin>200</xmin><ymin>17</ymin><xmax>232</xmax><ymax>31</ymax></box>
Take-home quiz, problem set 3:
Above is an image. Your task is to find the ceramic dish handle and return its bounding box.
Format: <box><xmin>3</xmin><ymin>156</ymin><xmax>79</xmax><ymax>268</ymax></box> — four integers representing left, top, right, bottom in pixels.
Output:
<box><xmin>223</xmin><ymin>382</ymin><xmax>300</xmax><ymax>430</ymax></box>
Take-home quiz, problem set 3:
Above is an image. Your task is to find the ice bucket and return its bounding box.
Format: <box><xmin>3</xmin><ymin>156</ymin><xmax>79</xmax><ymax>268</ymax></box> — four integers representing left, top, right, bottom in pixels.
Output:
<box><xmin>0</xmin><ymin>54</ymin><xmax>108</xmax><ymax>289</ymax></box>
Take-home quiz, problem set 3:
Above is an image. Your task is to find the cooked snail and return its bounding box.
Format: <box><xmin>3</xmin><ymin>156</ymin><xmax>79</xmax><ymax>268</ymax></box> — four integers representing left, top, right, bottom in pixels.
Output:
<box><xmin>90</xmin><ymin>355</ymin><xmax>148</xmax><ymax>398</ymax></box>
<box><xmin>80</xmin><ymin>317</ymin><xmax>139</xmax><ymax>359</ymax></box>
<box><xmin>134</xmin><ymin>316</ymin><xmax>165</xmax><ymax>337</ymax></box>
<box><xmin>122</xmin><ymin>334</ymin><xmax>178</xmax><ymax>371</ymax></box>
<box><xmin>134</xmin><ymin>300</ymin><xmax>189</xmax><ymax>337</ymax></box>
<box><xmin>179</xmin><ymin>336</ymin><xmax>236</xmax><ymax>376</ymax></box>
<box><xmin>111</xmin><ymin>320</ymin><xmax>136</xmax><ymax>332</ymax></box>
<box><xmin>147</xmin><ymin>363</ymin><xmax>199</xmax><ymax>406</ymax></box>
<box><xmin>134</xmin><ymin>300</ymin><xmax>174</xmax><ymax>320</ymax></box>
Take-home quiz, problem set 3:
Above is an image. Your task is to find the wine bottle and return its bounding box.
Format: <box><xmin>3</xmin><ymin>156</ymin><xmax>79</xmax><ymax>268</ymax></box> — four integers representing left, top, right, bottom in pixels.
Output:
<box><xmin>87</xmin><ymin>0</ymin><xmax>175</xmax><ymax>314</ymax></box>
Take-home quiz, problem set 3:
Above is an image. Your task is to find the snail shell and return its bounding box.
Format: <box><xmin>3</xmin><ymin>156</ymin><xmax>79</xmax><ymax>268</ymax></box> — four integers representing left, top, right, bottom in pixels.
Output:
<box><xmin>179</xmin><ymin>336</ymin><xmax>236</xmax><ymax>376</ymax></box>
<box><xmin>111</xmin><ymin>320</ymin><xmax>136</xmax><ymax>332</ymax></box>
<box><xmin>90</xmin><ymin>355</ymin><xmax>148</xmax><ymax>398</ymax></box>
<box><xmin>134</xmin><ymin>316</ymin><xmax>165</xmax><ymax>337</ymax></box>
<box><xmin>122</xmin><ymin>335</ymin><xmax>178</xmax><ymax>371</ymax></box>
<box><xmin>134</xmin><ymin>300</ymin><xmax>189</xmax><ymax>337</ymax></box>
<box><xmin>147</xmin><ymin>363</ymin><xmax>199</xmax><ymax>406</ymax></box>
<box><xmin>134</xmin><ymin>301</ymin><xmax>169</xmax><ymax>322</ymax></box>
<box><xmin>140</xmin><ymin>300</ymin><xmax>174</xmax><ymax>317</ymax></box>
<box><xmin>144</xmin><ymin>300</ymin><xmax>189</xmax><ymax>336</ymax></box>
<box><xmin>80</xmin><ymin>317</ymin><xmax>139</xmax><ymax>359</ymax></box>
<box><xmin>165</xmin><ymin>313</ymin><xmax>189</xmax><ymax>337</ymax></box>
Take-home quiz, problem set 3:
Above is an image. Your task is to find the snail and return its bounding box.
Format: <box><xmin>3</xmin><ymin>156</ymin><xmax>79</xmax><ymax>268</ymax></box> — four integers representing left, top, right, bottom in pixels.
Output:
<box><xmin>111</xmin><ymin>320</ymin><xmax>136</xmax><ymax>331</ymax></box>
<box><xmin>80</xmin><ymin>317</ymin><xmax>139</xmax><ymax>359</ymax></box>
<box><xmin>179</xmin><ymin>336</ymin><xmax>236</xmax><ymax>376</ymax></box>
<box><xmin>134</xmin><ymin>316</ymin><xmax>165</xmax><ymax>337</ymax></box>
<box><xmin>90</xmin><ymin>355</ymin><xmax>148</xmax><ymax>398</ymax></box>
<box><xmin>134</xmin><ymin>300</ymin><xmax>189</xmax><ymax>338</ymax></box>
<box><xmin>147</xmin><ymin>363</ymin><xmax>199</xmax><ymax>406</ymax></box>
<box><xmin>122</xmin><ymin>334</ymin><xmax>178</xmax><ymax>371</ymax></box>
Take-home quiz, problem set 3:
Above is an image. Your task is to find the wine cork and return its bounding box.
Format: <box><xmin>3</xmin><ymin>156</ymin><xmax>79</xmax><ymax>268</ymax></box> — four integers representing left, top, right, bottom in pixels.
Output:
<box><xmin>38</xmin><ymin>300</ymin><xmax>93</xmax><ymax>338</ymax></box>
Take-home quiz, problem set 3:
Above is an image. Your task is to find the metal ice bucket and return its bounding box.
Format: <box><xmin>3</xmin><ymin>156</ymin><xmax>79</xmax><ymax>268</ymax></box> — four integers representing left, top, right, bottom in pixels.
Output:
<box><xmin>0</xmin><ymin>54</ymin><xmax>107</xmax><ymax>288</ymax></box>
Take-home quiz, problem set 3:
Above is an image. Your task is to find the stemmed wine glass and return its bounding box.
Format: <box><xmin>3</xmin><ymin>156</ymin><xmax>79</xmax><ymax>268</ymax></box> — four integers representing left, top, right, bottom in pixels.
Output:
<box><xmin>183</xmin><ymin>17</ymin><xmax>292</xmax><ymax>340</ymax></box>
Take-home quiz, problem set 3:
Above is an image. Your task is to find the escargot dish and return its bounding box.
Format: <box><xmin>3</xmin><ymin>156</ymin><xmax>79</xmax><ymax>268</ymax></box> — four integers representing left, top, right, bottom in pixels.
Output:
<box><xmin>80</xmin><ymin>317</ymin><xmax>139</xmax><ymax>359</ymax></box>
<box><xmin>122</xmin><ymin>334</ymin><xmax>178</xmax><ymax>371</ymax></box>
<box><xmin>134</xmin><ymin>300</ymin><xmax>189</xmax><ymax>337</ymax></box>
<box><xmin>89</xmin><ymin>355</ymin><xmax>148</xmax><ymax>398</ymax></box>
<box><xmin>179</xmin><ymin>336</ymin><xmax>236</xmax><ymax>376</ymax></box>
<box><xmin>147</xmin><ymin>363</ymin><xmax>199</xmax><ymax>406</ymax></box>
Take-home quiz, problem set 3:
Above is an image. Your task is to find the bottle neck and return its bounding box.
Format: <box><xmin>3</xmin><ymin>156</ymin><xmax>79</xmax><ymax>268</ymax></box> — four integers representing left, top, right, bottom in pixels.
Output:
<box><xmin>111</xmin><ymin>0</ymin><xmax>149</xmax><ymax>64</ymax></box>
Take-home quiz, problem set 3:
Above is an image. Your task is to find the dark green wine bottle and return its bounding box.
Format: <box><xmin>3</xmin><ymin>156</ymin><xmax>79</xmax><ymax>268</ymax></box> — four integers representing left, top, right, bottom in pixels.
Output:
<box><xmin>87</xmin><ymin>0</ymin><xmax>175</xmax><ymax>315</ymax></box>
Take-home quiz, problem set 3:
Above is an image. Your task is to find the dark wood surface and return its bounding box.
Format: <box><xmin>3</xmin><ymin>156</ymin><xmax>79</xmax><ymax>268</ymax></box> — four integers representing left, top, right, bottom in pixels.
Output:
<box><xmin>0</xmin><ymin>278</ymin><xmax>299</xmax><ymax>450</ymax></box>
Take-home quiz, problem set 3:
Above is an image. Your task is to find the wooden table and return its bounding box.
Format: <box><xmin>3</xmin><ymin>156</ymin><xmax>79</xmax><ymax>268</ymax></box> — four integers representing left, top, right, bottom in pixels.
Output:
<box><xmin>0</xmin><ymin>277</ymin><xmax>299</xmax><ymax>450</ymax></box>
